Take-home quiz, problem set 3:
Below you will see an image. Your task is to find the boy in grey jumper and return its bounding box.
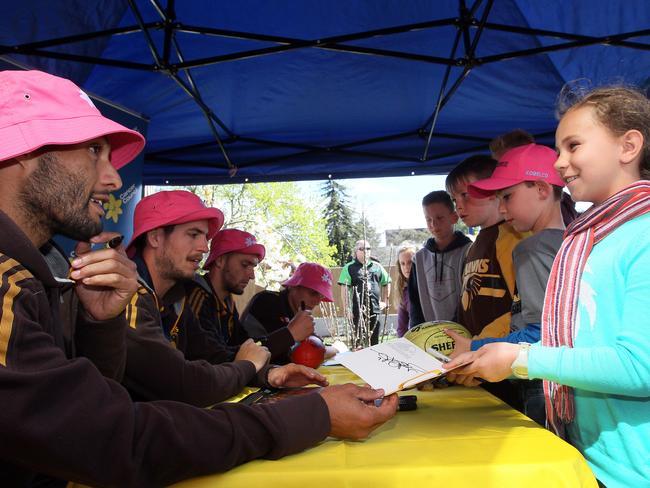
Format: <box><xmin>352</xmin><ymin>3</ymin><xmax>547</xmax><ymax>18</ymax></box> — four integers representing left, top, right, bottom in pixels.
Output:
<box><xmin>408</xmin><ymin>191</ymin><xmax>471</xmax><ymax>327</ymax></box>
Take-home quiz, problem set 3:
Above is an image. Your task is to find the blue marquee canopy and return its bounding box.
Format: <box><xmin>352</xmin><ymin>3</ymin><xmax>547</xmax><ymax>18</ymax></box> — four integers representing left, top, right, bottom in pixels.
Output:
<box><xmin>2</xmin><ymin>0</ymin><xmax>650</xmax><ymax>185</ymax></box>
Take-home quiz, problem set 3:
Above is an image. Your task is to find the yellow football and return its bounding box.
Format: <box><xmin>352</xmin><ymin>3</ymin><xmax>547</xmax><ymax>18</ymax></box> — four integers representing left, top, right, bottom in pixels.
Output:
<box><xmin>404</xmin><ymin>321</ymin><xmax>471</xmax><ymax>356</ymax></box>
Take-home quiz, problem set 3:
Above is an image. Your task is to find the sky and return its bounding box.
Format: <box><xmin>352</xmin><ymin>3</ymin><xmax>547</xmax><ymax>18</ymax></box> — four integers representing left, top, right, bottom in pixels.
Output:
<box><xmin>297</xmin><ymin>174</ymin><xmax>449</xmax><ymax>234</ymax></box>
<box><xmin>298</xmin><ymin>175</ymin><xmax>592</xmax><ymax>242</ymax></box>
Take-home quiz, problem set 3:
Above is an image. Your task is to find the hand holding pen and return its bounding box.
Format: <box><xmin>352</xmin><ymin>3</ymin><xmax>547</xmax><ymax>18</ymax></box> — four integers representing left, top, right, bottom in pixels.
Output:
<box><xmin>70</xmin><ymin>232</ymin><xmax>139</xmax><ymax>321</ymax></box>
<box><xmin>287</xmin><ymin>300</ymin><xmax>315</xmax><ymax>341</ymax></box>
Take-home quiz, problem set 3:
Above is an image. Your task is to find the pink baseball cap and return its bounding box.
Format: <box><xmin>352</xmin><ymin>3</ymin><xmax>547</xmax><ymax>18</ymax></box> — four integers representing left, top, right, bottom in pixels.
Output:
<box><xmin>0</xmin><ymin>70</ymin><xmax>145</xmax><ymax>169</ymax></box>
<box><xmin>126</xmin><ymin>190</ymin><xmax>224</xmax><ymax>257</ymax></box>
<box><xmin>282</xmin><ymin>262</ymin><xmax>334</xmax><ymax>302</ymax></box>
<box><xmin>205</xmin><ymin>229</ymin><xmax>266</xmax><ymax>268</ymax></box>
<box><xmin>468</xmin><ymin>144</ymin><xmax>564</xmax><ymax>198</ymax></box>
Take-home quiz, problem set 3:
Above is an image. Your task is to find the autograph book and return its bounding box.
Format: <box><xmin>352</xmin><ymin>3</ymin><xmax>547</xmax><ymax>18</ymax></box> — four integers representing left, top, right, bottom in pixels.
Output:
<box><xmin>338</xmin><ymin>337</ymin><xmax>461</xmax><ymax>395</ymax></box>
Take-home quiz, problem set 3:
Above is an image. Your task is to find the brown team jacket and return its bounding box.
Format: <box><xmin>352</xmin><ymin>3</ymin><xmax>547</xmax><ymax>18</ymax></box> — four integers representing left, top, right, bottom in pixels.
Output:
<box><xmin>456</xmin><ymin>221</ymin><xmax>527</xmax><ymax>338</ymax></box>
<box><xmin>123</xmin><ymin>255</ymin><xmax>275</xmax><ymax>406</ymax></box>
<box><xmin>0</xmin><ymin>210</ymin><xmax>329</xmax><ymax>487</ymax></box>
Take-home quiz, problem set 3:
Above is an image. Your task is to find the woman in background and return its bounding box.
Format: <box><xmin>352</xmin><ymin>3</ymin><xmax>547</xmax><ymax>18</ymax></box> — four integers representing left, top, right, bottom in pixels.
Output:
<box><xmin>396</xmin><ymin>244</ymin><xmax>416</xmax><ymax>337</ymax></box>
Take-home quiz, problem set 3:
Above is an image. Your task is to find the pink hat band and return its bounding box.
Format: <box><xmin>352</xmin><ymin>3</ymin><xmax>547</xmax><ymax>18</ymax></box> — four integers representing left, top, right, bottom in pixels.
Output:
<box><xmin>282</xmin><ymin>262</ymin><xmax>334</xmax><ymax>302</ymax></box>
<box><xmin>469</xmin><ymin>143</ymin><xmax>564</xmax><ymax>197</ymax></box>
<box><xmin>126</xmin><ymin>190</ymin><xmax>224</xmax><ymax>257</ymax></box>
<box><xmin>0</xmin><ymin>70</ymin><xmax>145</xmax><ymax>169</ymax></box>
<box><xmin>205</xmin><ymin>229</ymin><xmax>266</xmax><ymax>268</ymax></box>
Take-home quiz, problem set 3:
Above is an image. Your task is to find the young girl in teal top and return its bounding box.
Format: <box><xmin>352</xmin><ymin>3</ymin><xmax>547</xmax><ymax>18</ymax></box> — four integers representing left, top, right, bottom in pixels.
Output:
<box><xmin>445</xmin><ymin>86</ymin><xmax>650</xmax><ymax>488</ymax></box>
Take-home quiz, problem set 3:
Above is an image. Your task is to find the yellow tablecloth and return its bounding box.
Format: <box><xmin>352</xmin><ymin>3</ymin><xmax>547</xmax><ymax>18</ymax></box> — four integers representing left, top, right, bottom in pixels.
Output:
<box><xmin>174</xmin><ymin>367</ymin><xmax>597</xmax><ymax>488</ymax></box>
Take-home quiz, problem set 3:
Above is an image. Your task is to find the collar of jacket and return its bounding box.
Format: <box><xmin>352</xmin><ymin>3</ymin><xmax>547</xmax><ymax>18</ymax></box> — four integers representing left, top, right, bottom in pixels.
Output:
<box><xmin>424</xmin><ymin>230</ymin><xmax>472</xmax><ymax>253</ymax></box>
<box><xmin>0</xmin><ymin>209</ymin><xmax>64</xmax><ymax>289</ymax></box>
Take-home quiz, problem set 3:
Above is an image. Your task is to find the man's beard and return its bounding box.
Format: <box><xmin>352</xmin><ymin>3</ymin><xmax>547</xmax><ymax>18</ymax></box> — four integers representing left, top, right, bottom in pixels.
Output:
<box><xmin>223</xmin><ymin>267</ymin><xmax>246</xmax><ymax>295</ymax></box>
<box><xmin>155</xmin><ymin>250</ymin><xmax>193</xmax><ymax>283</ymax></box>
<box><xmin>18</xmin><ymin>152</ymin><xmax>102</xmax><ymax>241</ymax></box>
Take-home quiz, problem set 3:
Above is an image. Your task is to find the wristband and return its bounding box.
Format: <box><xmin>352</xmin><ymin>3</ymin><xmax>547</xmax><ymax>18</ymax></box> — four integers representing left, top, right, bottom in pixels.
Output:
<box><xmin>511</xmin><ymin>342</ymin><xmax>531</xmax><ymax>379</ymax></box>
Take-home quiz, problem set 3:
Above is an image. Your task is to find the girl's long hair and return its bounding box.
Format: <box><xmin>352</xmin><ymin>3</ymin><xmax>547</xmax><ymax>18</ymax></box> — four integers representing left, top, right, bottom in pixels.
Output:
<box><xmin>396</xmin><ymin>244</ymin><xmax>416</xmax><ymax>305</ymax></box>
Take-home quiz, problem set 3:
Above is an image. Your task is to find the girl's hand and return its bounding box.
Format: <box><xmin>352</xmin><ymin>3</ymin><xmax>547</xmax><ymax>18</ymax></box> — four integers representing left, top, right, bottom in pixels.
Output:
<box><xmin>443</xmin><ymin>342</ymin><xmax>521</xmax><ymax>384</ymax></box>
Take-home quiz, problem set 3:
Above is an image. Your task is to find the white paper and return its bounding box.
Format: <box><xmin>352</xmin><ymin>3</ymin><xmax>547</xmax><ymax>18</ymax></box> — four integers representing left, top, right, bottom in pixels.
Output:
<box><xmin>337</xmin><ymin>338</ymin><xmax>447</xmax><ymax>395</ymax></box>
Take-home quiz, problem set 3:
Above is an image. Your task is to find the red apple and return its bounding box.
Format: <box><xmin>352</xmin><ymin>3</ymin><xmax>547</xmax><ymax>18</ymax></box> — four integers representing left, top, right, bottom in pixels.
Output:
<box><xmin>290</xmin><ymin>336</ymin><xmax>326</xmax><ymax>369</ymax></box>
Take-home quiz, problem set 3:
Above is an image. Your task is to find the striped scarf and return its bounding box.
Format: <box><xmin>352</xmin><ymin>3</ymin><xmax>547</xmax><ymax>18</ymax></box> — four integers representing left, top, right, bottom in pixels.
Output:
<box><xmin>542</xmin><ymin>180</ymin><xmax>650</xmax><ymax>437</ymax></box>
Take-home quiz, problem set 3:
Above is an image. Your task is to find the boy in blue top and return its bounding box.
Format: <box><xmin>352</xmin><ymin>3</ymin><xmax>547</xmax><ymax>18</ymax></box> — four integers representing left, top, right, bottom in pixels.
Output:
<box><xmin>447</xmin><ymin>143</ymin><xmax>566</xmax><ymax>425</ymax></box>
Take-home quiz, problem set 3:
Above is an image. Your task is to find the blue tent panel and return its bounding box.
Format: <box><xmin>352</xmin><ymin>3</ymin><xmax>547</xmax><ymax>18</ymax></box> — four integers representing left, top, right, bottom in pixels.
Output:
<box><xmin>2</xmin><ymin>0</ymin><xmax>650</xmax><ymax>184</ymax></box>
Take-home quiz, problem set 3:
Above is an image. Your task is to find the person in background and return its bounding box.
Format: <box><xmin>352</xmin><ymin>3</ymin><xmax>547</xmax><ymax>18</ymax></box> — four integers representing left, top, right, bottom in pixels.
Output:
<box><xmin>339</xmin><ymin>240</ymin><xmax>391</xmax><ymax>347</ymax></box>
<box><xmin>395</xmin><ymin>243</ymin><xmax>416</xmax><ymax>337</ymax></box>
<box><xmin>0</xmin><ymin>69</ymin><xmax>397</xmax><ymax>487</ymax></box>
<box><xmin>489</xmin><ymin>128</ymin><xmax>535</xmax><ymax>160</ymax></box>
<box><xmin>445</xmin><ymin>86</ymin><xmax>650</xmax><ymax>487</ymax></box>
<box><xmin>408</xmin><ymin>191</ymin><xmax>471</xmax><ymax>327</ymax></box>
<box><xmin>241</xmin><ymin>262</ymin><xmax>339</xmax><ymax>362</ymax></box>
<box><xmin>446</xmin><ymin>143</ymin><xmax>566</xmax><ymax>426</ymax></box>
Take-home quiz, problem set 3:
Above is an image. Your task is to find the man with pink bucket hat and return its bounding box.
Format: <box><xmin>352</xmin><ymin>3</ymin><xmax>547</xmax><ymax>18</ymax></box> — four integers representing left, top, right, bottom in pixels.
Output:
<box><xmin>241</xmin><ymin>262</ymin><xmax>339</xmax><ymax>363</ymax></box>
<box><xmin>0</xmin><ymin>70</ymin><xmax>396</xmax><ymax>487</ymax></box>
<box><xmin>188</xmin><ymin>229</ymin><xmax>318</xmax><ymax>363</ymax></box>
<box><xmin>122</xmin><ymin>190</ymin><xmax>329</xmax><ymax>406</ymax></box>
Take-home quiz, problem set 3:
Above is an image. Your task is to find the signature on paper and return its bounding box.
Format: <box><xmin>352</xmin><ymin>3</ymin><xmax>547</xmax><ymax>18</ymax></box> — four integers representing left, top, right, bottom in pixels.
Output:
<box><xmin>373</xmin><ymin>350</ymin><xmax>426</xmax><ymax>374</ymax></box>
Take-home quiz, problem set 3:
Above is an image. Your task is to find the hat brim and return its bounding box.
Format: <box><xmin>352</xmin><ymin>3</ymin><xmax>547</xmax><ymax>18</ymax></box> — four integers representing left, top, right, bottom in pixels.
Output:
<box><xmin>468</xmin><ymin>177</ymin><xmax>522</xmax><ymax>198</ymax></box>
<box><xmin>315</xmin><ymin>290</ymin><xmax>334</xmax><ymax>302</ymax></box>
<box><xmin>237</xmin><ymin>244</ymin><xmax>266</xmax><ymax>262</ymax></box>
<box><xmin>205</xmin><ymin>243</ymin><xmax>266</xmax><ymax>269</ymax></box>
<box><xmin>0</xmin><ymin>114</ymin><xmax>145</xmax><ymax>169</ymax></box>
<box><xmin>126</xmin><ymin>207</ymin><xmax>224</xmax><ymax>257</ymax></box>
<box><xmin>281</xmin><ymin>277</ymin><xmax>335</xmax><ymax>302</ymax></box>
<box><xmin>166</xmin><ymin>207</ymin><xmax>225</xmax><ymax>239</ymax></box>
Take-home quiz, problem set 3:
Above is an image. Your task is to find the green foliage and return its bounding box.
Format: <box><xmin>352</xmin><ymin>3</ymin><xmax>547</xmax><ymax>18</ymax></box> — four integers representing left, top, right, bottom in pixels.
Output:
<box><xmin>321</xmin><ymin>180</ymin><xmax>356</xmax><ymax>265</ymax></box>
<box><xmin>385</xmin><ymin>228</ymin><xmax>430</xmax><ymax>247</ymax></box>
<box><xmin>454</xmin><ymin>221</ymin><xmax>470</xmax><ymax>236</ymax></box>
<box><xmin>177</xmin><ymin>182</ymin><xmax>335</xmax><ymax>268</ymax></box>
<box><xmin>351</xmin><ymin>214</ymin><xmax>380</xmax><ymax>248</ymax></box>
<box><xmin>246</xmin><ymin>182</ymin><xmax>335</xmax><ymax>266</ymax></box>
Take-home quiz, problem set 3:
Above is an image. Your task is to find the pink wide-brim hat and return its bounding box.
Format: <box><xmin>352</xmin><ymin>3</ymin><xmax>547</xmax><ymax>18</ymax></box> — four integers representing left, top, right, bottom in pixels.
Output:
<box><xmin>205</xmin><ymin>228</ymin><xmax>266</xmax><ymax>268</ymax></box>
<box><xmin>0</xmin><ymin>70</ymin><xmax>144</xmax><ymax>169</ymax></box>
<box><xmin>126</xmin><ymin>190</ymin><xmax>224</xmax><ymax>257</ymax></box>
<box><xmin>469</xmin><ymin>143</ymin><xmax>564</xmax><ymax>198</ymax></box>
<box><xmin>282</xmin><ymin>262</ymin><xmax>334</xmax><ymax>302</ymax></box>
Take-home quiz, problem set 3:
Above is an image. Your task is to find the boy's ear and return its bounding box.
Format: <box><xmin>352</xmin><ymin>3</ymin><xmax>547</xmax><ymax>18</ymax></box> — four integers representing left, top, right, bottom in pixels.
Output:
<box><xmin>620</xmin><ymin>129</ymin><xmax>644</xmax><ymax>165</ymax></box>
<box><xmin>450</xmin><ymin>211</ymin><xmax>459</xmax><ymax>224</ymax></box>
<box><xmin>536</xmin><ymin>181</ymin><xmax>552</xmax><ymax>199</ymax></box>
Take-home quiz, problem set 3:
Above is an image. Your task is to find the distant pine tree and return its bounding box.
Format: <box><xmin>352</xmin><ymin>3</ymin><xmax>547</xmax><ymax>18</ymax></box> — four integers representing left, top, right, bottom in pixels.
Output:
<box><xmin>352</xmin><ymin>214</ymin><xmax>380</xmax><ymax>249</ymax></box>
<box><xmin>321</xmin><ymin>180</ymin><xmax>356</xmax><ymax>265</ymax></box>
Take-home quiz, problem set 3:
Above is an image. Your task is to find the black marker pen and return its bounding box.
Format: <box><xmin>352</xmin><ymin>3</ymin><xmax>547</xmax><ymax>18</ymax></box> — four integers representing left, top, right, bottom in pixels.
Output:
<box><xmin>106</xmin><ymin>235</ymin><xmax>124</xmax><ymax>249</ymax></box>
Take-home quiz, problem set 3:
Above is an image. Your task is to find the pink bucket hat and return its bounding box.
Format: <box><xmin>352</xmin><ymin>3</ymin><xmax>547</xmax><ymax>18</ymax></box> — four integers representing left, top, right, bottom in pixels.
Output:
<box><xmin>205</xmin><ymin>229</ymin><xmax>266</xmax><ymax>268</ymax></box>
<box><xmin>468</xmin><ymin>144</ymin><xmax>564</xmax><ymax>198</ymax></box>
<box><xmin>282</xmin><ymin>262</ymin><xmax>334</xmax><ymax>302</ymax></box>
<box><xmin>0</xmin><ymin>70</ymin><xmax>145</xmax><ymax>169</ymax></box>
<box><xmin>126</xmin><ymin>190</ymin><xmax>224</xmax><ymax>257</ymax></box>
